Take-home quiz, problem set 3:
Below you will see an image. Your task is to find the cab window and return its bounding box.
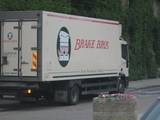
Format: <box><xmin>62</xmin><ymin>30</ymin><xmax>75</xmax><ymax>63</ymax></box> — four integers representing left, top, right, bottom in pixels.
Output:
<box><xmin>121</xmin><ymin>44</ymin><xmax>128</xmax><ymax>67</ymax></box>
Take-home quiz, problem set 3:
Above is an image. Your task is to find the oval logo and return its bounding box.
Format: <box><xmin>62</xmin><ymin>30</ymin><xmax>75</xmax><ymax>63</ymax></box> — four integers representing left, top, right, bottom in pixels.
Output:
<box><xmin>7</xmin><ymin>32</ymin><xmax>13</xmax><ymax>40</ymax></box>
<box><xmin>57</xmin><ymin>27</ymin><xmax>71</xmax><ymax>67</ymax></box>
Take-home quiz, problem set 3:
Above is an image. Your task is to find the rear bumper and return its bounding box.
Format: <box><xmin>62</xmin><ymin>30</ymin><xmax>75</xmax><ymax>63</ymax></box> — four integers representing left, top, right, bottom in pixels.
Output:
<box><xmin>0</xmin><ymin>82</ymin><xmax>39</xmax><ymax>100</ymax></box>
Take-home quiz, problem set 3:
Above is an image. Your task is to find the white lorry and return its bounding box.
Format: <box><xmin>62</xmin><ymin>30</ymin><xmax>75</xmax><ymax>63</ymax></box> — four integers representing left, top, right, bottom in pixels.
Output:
<box><xmin>0</xmin><ymin>11</ymin><xmax>128</xmax><ymax>104</ymax></box>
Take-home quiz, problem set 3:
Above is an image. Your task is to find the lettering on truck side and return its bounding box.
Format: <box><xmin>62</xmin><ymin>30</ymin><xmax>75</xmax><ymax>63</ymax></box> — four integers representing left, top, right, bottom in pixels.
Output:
<box><xmin>74</xmin><ymin>38</ymin><xmax>109</xmax><ymax>50</ymax></box>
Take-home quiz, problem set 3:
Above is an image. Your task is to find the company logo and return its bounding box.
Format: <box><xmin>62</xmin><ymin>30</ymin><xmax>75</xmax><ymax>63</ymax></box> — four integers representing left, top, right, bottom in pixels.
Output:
<box><xmin>7</xmin><ymin>32</ymin><xmax>13</xmax><ymax>40</ymax></box>
<box><xmin>57</xmin><ymin>27</ymin><xmax>71</xmax><ymax>67</ymax></box>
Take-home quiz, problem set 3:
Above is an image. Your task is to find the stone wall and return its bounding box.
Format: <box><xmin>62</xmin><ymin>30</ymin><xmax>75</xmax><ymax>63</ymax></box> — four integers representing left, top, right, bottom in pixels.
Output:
<box><xmin>93</xmin><ymin>94</ymin><xmax>137</xmax><ymax>120</ymax></box>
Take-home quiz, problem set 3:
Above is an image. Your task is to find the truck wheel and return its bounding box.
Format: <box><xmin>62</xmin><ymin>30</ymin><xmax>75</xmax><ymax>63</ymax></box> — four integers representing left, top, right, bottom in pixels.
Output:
<box><xmin>68</xmin><ymin>85</ymin><xmax>80</xmax><ymax>105</ymax></box>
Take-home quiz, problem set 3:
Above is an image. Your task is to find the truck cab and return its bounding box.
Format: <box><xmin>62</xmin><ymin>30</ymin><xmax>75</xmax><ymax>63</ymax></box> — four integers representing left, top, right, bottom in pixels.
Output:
<box><xmin>120</xmin><ymin>37</ymin><xmax>129</xmax><ymax>88</ymax></box>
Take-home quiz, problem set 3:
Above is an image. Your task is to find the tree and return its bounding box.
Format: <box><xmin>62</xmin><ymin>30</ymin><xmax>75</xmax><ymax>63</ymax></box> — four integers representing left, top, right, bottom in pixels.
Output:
<box><xmin>129</xmin><ymin>0</ymin><xmax>157</xmax><ymax>79</ymax></box>
<box><xmin>71</xmin><ymin>0</ymin><xmax>97</xmax><ymax>17</ymax></box>
<box><xmin>0</xmin><ymin>0</ymin><xmax>71</xmax><ymax>13</ymax></box>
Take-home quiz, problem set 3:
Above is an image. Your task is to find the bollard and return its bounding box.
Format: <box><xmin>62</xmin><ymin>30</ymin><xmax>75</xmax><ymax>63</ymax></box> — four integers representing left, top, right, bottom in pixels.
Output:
<box><xmin>93</xmin><ymin>94</ymin><xmax>137</xmax><ymax>120</ymax></box>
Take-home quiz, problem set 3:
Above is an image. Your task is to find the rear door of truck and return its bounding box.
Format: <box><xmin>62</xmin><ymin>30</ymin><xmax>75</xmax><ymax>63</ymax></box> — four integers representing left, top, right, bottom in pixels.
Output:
<box><xmin>0</xmin><ymin>20</ymin><xmax>38</xmax><ymax>78</ymax></box>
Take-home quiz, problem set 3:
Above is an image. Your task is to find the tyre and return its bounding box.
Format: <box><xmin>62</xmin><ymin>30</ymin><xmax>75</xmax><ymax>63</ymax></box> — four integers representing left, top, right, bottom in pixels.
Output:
<box><xmin>68</xmin><ymin>85</ymin><xmax>80</xmax><ymax>105</ymax></box>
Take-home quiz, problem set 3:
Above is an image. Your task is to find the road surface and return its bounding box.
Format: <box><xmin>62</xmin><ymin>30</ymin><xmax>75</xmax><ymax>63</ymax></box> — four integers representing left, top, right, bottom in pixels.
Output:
<box><xmin>0</xmin><ymin>85</ymin><xmax>160</xmax><ymax>120</ymax></box>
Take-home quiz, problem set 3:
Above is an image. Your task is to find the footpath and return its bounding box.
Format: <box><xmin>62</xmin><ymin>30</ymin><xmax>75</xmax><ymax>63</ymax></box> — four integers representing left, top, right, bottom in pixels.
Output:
<box><xmin>129</xmin><ymin>78</ymin><xmax>160</xmax><ymax>90</ymax></box>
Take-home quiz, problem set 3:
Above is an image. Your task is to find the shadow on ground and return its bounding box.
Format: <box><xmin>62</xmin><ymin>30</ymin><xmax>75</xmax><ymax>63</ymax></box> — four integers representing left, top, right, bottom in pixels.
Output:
<box><xmin>0</xmin><ymin>95</ymin><xmax>96</xmax><ymax>112</ymax></box>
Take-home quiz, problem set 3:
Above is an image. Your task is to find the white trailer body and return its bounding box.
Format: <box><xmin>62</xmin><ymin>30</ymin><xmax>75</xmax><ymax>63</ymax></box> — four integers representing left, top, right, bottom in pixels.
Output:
<box><xmin>42</xmin><ymin>12</ymin><xmax>123</xmax><ymax>81</ymax></box>
<box><xmin>0</xmin><ymin>11</ymin><xmax>128</xmax><ymax>104</ymax></box>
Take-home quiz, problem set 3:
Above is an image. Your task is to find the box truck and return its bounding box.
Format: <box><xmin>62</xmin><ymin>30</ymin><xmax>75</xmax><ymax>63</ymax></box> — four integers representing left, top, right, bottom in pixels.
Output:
<box><xmin>0</xmin><ymin>11</ymin><xmax>128</xmax><ymax>104</ymax></box>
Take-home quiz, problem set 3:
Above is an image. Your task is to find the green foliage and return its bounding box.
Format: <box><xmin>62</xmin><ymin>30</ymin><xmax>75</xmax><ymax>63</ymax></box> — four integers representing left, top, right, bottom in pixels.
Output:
<box><xmin>128</xmin><ymin>0</ymin><xmax>158</xmax><ymax>80</ymax></box>
<box><xmin>0</xmin><ymin>0</ymin><xmax>28</xmax><ymax>10</ymax></box>
<box><xmin>71</xmin><ymin>0</ymin><xmax>96</xmax><ymax>17</ymax></box>
<box><xmin>71</xmin><ymin>0</ymin><xmax>126</xmax><ymax>21</ymax></box>
<box><xmin>94</xmin><ymin>0</ymin><xmax>122</xmax><ymax>20</ymax></box>
<box><xmin>0</xmin><ymin>0</ymin><xmax>71</xmax><ymax>13</ymax></box>
<box><xmin>153</xmin><ymin>19</ymin><xmax>160</xmax><ymax>66</ymax></box>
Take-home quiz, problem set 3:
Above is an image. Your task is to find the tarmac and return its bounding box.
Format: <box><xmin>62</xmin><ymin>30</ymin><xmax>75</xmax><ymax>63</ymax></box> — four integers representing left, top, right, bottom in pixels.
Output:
<box><xmin>129</xmin><ymin>78</ymin><xmax>160</xmax><ymax>90</ymax></box>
